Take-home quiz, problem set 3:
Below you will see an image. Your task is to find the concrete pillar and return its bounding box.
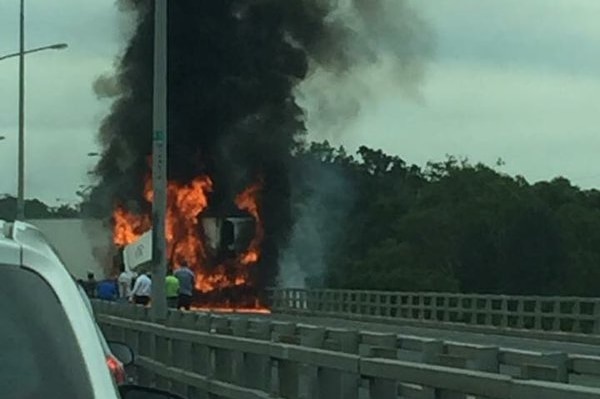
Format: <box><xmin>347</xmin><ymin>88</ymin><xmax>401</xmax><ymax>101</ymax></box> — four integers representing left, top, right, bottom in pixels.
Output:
<box><xmin>245</xmin><ymin>320</ymin><xmax>272</xmax><ymax>391</ymax></box>
<box><xmin>331</xmin><ymin>329</ymin><xmax>360</xmax><ymax>399</ymax></box>
<box><xmin>572</xmin><ymin>301</ymin><xmax>581</xmax><ymax>333</ymax></box>
<box><xmin>500</xmin><ymin>298</ymin><xmax>509</xmax><ymax>328</ymax></box>
<box><xmin>534</xmin><ymin>297</ymin><xmax>543</xmax><ymax>330</ymax></box>
<box><xmin>484</xmin><ymin>298</ymin><xmax>493</xmax><ymax>326</ymax></box>
<box><xmin>593</xmin><ymin>300</ymin><xmax>600</xmax><ymax>334</ymax></box>
<box><xmin>551</xmin><ymin>300</ymin><xmax>561</xmax><ymax>331</ymax></box>
<box><xmin>137</xmin><ymin>327</ymin><xmax>154</xmax><ymax>386</ymax></box>
<box><xmin>298</xmin><ymin>326</ymin><xmax>326</xmax><ymax>398</ymax></box>
<box><xmin>155</xmin><ymin>330</ymin><xmax>171</xmax><ymax>391</ymax></box>
<box><xmin>516</xmin><ymin>300</ymin><xmax>525</xmax><ymax>329</ymax></box>
<box><xmin>211</xmin><ymin>317</ymin><xmax>233</xmax><ymax>383</ymax></box>
<box><xmin>278</xmin><ymin>358</ymin><xmax>299</xmax><ymax>399</ymax></box>
<box><xmin>364</xmin><ymin>333</ymin><xmax>397</xmax><ymax>399</ymax></box>
<box><xmin>230</xmin><ymin>318</ymin><xmax>249</xmax><ymax>386</ymax></box>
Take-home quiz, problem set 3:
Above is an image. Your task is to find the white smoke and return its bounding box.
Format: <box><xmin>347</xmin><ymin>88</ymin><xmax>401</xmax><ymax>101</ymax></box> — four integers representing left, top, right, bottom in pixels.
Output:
<box><xmin>278</xmin><ymin>155</ymin><xmax>355</xmax><ymax>288</ymax></box>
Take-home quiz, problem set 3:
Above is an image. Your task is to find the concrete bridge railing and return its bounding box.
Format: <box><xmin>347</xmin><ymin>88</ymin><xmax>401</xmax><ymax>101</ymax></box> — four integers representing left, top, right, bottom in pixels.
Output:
<box><xmin>93</xmin><ymin>301</ymin><xmax>600</xmax><ymax>399</ymax></box>
<box><xmin>268</xmin><ymin>288</ymin><xmax>600</xmax><ymax>335</ymax></box>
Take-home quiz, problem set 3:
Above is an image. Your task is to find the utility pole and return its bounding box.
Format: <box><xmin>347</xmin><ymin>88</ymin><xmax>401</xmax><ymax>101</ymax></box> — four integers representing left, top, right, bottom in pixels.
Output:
<box><xmin>151</xmin><ymin>0</ymin><xmax>168</xmax><ymax>322</ymax></box>
<box><xmin>17</xmin><ymin>0</ymin><xmax>25</xmax><ymax>220</ymax></box>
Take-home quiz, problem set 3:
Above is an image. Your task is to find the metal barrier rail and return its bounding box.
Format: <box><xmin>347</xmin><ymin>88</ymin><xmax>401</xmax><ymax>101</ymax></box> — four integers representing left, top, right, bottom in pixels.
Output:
<box><xmin>268</xmin><ymin>288</ymin><xmax>600</xmax><ymax>334</ymax></box>
<box><xmin>94</xmin><ymin>301</ymin><xmax>600</xmax><ymax>399</ymax></box>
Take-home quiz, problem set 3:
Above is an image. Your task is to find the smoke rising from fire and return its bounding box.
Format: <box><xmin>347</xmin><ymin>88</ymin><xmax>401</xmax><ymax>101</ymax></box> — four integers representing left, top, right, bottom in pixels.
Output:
<box><xmin>279</xmin><ymin>158</ymin><xmax>354</xmax><ymax>288</ymax></box>
<box><xmin>89</xmin><ymin>0</ymin><xmax>432</xmax><ymax>293</ymax></box>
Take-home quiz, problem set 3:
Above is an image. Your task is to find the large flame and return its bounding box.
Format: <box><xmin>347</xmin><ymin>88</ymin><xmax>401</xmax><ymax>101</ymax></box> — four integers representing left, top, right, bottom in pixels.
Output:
<box><xmin>235</xmin><ymin>181</ymin><xmax>264</xmax><ymax>265</ymax></box>
<box><xmin>112</xmin><ymin>175</ymin><xmax>265</xmax><ymax>308</ymax></box>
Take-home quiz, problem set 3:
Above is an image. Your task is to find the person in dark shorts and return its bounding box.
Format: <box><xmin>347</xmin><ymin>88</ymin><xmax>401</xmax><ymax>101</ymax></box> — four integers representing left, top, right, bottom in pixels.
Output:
<box><xmin>129</xmin><ymin>271</ymin><xmax>151</xmax><ymax>306</ymax></box>
<box><xmin>174</xmin><ymin>262</ymin><xmax>195</xmax><ymax>310</ymax></box>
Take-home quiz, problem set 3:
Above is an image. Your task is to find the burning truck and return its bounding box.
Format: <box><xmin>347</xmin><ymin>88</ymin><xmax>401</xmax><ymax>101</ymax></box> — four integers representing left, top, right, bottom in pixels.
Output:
<box><xmin>88</xmin><ymin>1</ymin><xmax>429</xmax><ymax>310</ymax></box>
<box><xmin>113</xmin><ymin>177</ymin><xmax>267</xmax><ymax>309</ymax></box>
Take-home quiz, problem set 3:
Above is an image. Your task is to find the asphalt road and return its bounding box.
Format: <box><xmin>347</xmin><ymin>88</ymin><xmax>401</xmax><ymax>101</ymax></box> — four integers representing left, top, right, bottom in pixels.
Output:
<box><xmin>233</xmin><ymin>312</ymin><xmax>600</xmax><ymax>357</ymax></box>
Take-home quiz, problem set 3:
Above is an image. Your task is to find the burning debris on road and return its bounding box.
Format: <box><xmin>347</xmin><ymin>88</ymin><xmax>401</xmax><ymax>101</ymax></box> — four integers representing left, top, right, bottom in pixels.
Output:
<box><xmin>88</xmin><ymin>0</ymin><xmax>431</xmax><ymax>309</ymax></box>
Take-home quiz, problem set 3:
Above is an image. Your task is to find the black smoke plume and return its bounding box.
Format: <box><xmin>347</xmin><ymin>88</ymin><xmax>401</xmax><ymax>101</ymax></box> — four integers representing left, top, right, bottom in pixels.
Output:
<box><xmin>88</xmin><ymin>0</ymin><xmax>431</xmax><ymax>291</ymax></box>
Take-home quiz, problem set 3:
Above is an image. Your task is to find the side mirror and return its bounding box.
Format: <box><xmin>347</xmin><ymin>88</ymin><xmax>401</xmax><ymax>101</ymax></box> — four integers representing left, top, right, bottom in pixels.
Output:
<box><xmin>108</xmin><ymin>341</ymin><xmax>134</xmax><ymax>366</ymax></box>
<box><xmin>119</xmin><ymin>385</ymin><xmax>186</xmax><ymax>399</ymax></box>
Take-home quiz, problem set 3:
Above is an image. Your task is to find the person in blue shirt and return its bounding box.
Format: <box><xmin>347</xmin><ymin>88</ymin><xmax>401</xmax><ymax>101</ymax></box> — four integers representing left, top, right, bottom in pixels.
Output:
<box><xmin>96</xmin><ymin>277</ymin><xmax>118</xmax><ymax>301</ymax></box>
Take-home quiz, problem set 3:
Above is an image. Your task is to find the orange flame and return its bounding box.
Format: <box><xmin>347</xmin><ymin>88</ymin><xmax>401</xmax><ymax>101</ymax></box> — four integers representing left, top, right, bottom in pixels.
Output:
<box><xmin>113</xmin><ymin>207</ymin><xmax>151</xmax><ymax>247</ymax></box>
<box><xmin>235</xmin><ymin>181</ymin><xmax>264</xmax><ymax>266</ymax></box>
<box><xmin>112</xmin><ymin>175</ymin><xmax>265</xmax><ymax>301</ymax></box>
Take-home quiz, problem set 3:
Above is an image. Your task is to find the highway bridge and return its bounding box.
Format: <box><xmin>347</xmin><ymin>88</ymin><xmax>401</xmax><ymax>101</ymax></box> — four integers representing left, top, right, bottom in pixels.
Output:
<box><xmin>93</xmin><ymin>288</ymin><xmax>600</xmax><ymax>398</ymax></box>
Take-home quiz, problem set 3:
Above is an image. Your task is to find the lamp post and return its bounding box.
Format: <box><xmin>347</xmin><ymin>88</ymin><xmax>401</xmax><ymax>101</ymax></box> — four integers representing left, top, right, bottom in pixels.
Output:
<box><xmin>151</xmin><ymin>0</ymin><xmax>168</xmax><ymax>322</ymax></box>
<box><xmin>0</xmin><ymin>43</ymin><xmax>68</xmax><ymax>61</ymax></box>
<box><xmin>0</xmin><ymin>0</ymin><xmax>69</xmax><ymax>221</ymax></box>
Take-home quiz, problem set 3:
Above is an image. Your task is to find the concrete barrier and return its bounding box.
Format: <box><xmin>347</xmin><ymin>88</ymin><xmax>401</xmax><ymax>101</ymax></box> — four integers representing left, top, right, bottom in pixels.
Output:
<box><xmin>93</xmin><ymin>301</ymin><xmax>600</xmax><ymax>398</ymax></box>
<box><xmin>269</xmin><ymin>288</ymin><xmax>600</xmax><ymax>335</ymax></box>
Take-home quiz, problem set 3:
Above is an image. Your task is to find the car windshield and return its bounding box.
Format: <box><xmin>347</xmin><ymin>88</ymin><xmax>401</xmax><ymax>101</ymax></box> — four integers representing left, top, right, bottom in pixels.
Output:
<box><xmin>0</xmin><ymin>266</ymin><xmax>94</xmax><ymax>399</ymax></box>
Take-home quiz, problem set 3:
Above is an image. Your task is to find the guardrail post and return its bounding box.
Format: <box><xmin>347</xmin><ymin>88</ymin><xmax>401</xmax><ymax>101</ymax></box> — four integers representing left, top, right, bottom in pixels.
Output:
<box><xmin>154</xmin><ymin>311</ymin><xmax>173</xmax><ymax>391</ymax></box>
<box><xmin>245</xmin><ymin>320</ymin><xmax>272</xmax><ymax>392</ymax></box>
<box><xmin>230</xmin><ymin>318</ymin><xmax>249</xmax><ymax>386</ymax></box>
<box><xmin>137</xmin><ymin>313</ymin><xmax>155</xmax><ymax>387</ymax></box>
<box><xmin>273</xmin><ymin>322</ymin><xmax>299</xmax><ymax>398</ymax></box>
<box><xmin>335</xmin><ymin>329</ymin><xmax>360</xmax><ymax>399</ymax></box>
<box><xmin>188</xmin><ymin>314</ymin><xmax>211</xmax><ymax>399</ymax></box>
<box><xmin>362</xmin><ymin>333</ymin><xmax>397</xmax><ymax>398</ymax></box>
<box><xmin>299</xmin><ymin>326</ymin><xmax>327</xmax><ymax>398</ymax></box>
<box><xmin>167</xmin><ymin>309</ymin><xmax>192</xmax><ymax>397</ymax></box>
<box><xmin>212</xmin><ymin>316</ymin><xmax>233</xmax><ymax>383</ymax></box>
<box><xmin>484</xmin><ymin>297</ymin><xmax>493</xmax><ymax>326</ymax></box>
<box><xmin>551</xmin><ymin>300</ymin><xmax>561</xmax><ymax>331</ymax></box>
<box><xmin>516</xmin><ymin>299</ymin><xmax>525</xmax><ymax>329</ymax></box>
<box><xmin>368</xmin><ymin>352</ymin><xmax>396</xmax><ymax>399</ymax></box>
<box><xmin>594</xmin><ymin>300</ymin><xmax>600</xmax><ymax>334</ymax></box>
<box><xmin>533</xmin><ymin>297</ymin><xmax>543</xmax><ymax>330</ymax></box>
<box><xmin>500</xmin><ymin>297</ymin><xmax>509</xmax><ymax>328</ymax></box>
<box><xmin>572</xmin><ymin>300</ymin><xmax>582</xmax><ymax>333</ymax></box>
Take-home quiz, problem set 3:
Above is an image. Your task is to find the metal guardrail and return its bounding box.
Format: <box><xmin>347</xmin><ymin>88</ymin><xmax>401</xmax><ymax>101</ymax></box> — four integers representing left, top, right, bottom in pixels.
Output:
<box><xmin>93</xmin><ymin>301</ymin><xmax>600</xmax><ymax>399</ymax></box>
<box><xmin>268</xmin><ymin>288</ymin><xmax>600</xmax><ymax>334</ymax></box>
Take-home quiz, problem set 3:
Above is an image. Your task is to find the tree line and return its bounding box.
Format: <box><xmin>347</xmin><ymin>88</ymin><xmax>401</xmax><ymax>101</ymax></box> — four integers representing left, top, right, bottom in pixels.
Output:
<box><xmin>0</xmin><ymin>195</ymin><xmax>79</xmax><ymax>221</ymax></box>
<box><xmin>292</xmin><ymin>142</ymin><xmax>600</xmax><ymax>297</ymax></box>
<box><xmin>4</xmin><ymin>142</ymin><xmax>600</xmax><ymax>297</ymax></box>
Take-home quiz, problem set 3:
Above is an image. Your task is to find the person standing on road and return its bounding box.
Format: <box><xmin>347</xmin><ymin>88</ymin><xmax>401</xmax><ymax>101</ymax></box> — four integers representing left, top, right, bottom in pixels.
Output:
<box><xmin>96</xmin><ymin>277</ymin><xmax>118</xmax><ymax>301</ymax></box>
<box><xmin>129</xmin><ymin>271</ymin><xmax>152</xmax><ymax>306</ymax></box>
<box><xmin>81</xmin><ymin>272</ymin><xmax>97</xmax><ymax>298</ymax></box>
<box><xmin>165</xmin><ymin>269</ymin><xmax>180</xmax><ymax>308</ymax></box>
<box><xmin>174</xmin><ymin>262</ymin><xmax>195</xmax><ymax>310</ymax></box>
<box><xmin>117</xmin><ymin>265</ymin><xmax>134</xmax><ymax>302</ymax></box>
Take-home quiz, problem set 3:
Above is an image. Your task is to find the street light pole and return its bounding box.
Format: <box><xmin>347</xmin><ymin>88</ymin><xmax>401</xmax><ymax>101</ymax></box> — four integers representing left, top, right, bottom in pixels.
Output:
<box><xmin>0</xmin><ymin>43</ymin><xmax>68</xmax><ymax>61</ymax></box>
<box><xmin>151</xmin><ymin>0</ymin><xmax>168</xmax><ymax>322</ymax></box>
<box><xmin>17</xmin><ymin>0</ymin><xmax>25</xmax><ymax>220</ymax></box>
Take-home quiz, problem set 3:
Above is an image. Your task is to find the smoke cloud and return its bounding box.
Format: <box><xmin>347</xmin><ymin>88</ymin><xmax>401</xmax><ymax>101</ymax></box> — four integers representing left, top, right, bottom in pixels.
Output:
<box><xmin>89</xmin><ymin>0</ymin><xmax>432</xmax><ymax>291</ymax></box>
<box><xmin>279</xmin><ymin>156</ymin><xmax>355</xmax><ymax>288</ymax></box>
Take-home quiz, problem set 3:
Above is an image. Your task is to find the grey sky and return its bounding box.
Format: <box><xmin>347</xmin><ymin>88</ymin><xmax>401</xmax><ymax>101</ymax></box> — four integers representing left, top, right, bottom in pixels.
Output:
<box><xmin>1</xmin><ymin>1</ymin><xmax>599</xmax><ymax>205</ymax></box>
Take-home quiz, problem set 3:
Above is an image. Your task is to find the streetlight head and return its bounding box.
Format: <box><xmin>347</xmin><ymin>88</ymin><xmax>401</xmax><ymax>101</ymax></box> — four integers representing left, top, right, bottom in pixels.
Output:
<box><xmin>87</xmin><ymin>152</ymin><xmax>100</xmax><ymax>157</ymax></box>
<box><xmin>51</xmin><ymin>43</ymin><xmax>68</xmax><ymax>50</ymax></box>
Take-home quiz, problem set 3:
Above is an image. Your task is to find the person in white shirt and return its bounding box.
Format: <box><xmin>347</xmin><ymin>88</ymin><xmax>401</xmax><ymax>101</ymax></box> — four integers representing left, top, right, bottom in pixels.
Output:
<box><xmin>117</xmin><ymin>266</ymin><xmax>135</xmax><ymax>301</ymax></box>
<box><xmin>129</xmin><ymin>272</ymin><xmax>152</xmax><ymax>306</ymax></box>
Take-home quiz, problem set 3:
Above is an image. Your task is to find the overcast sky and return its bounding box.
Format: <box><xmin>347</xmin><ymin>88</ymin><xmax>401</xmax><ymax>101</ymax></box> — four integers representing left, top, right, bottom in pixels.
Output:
<box><xmin>1</xmin><ymin>1</ymin><xmax>599</xmax><ymax>206</ymax></box>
